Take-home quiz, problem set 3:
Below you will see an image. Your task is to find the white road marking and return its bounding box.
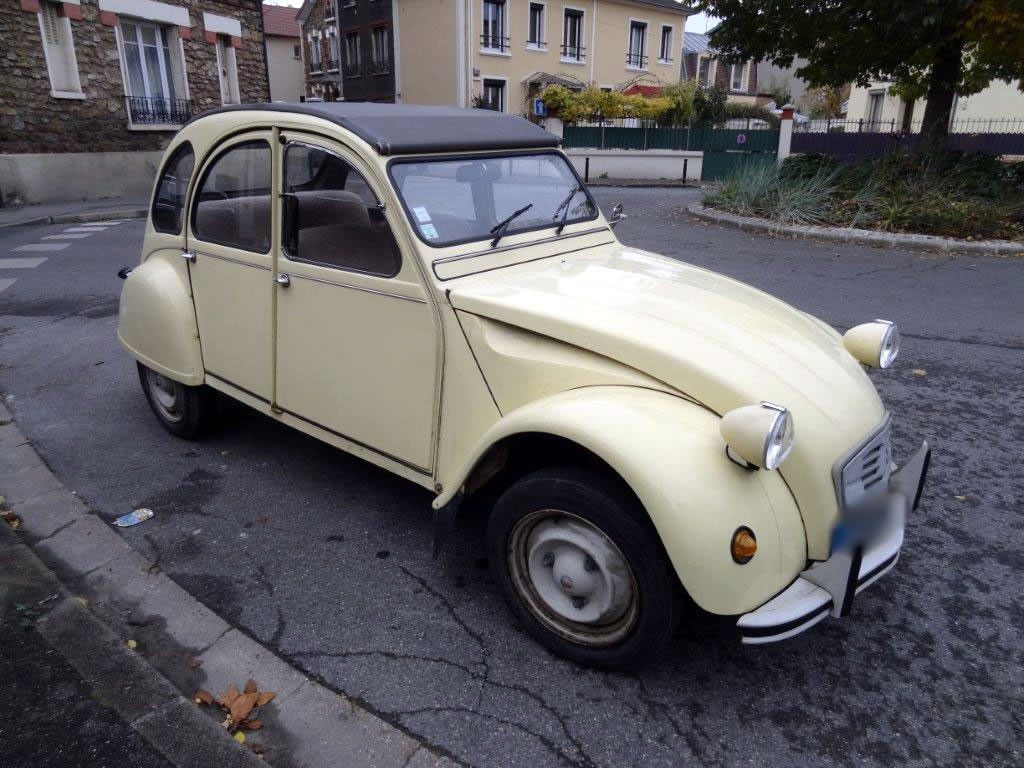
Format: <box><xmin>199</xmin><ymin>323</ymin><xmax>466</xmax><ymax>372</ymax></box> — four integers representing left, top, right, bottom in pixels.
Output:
<box><xmin>43</xmin><ymin>233</ymin><xmax>91</xmax><ymax>240</ymax></box>
<box><xmin>0</xmin><ymin>258</ymin><xmax>47</xmax><ymax>269</ymax></box>
<box><xmin>77</xmin><ymin>222</ymin><xmax>114</xmax><ymax>227</ymax></box>
<box><xmin>0</xmin><ymin>278</ymin><xmax>15</xmax><ymax>294</ymax></box>
<box><xmin>62</xmin><ymin>227</ymin><xmax>104</xmax><ymax>233</ymax></box>
<box><xmin>14</xmin><ymin>243</ymin><xmax>70</xmax><ymax>252</ymax></box>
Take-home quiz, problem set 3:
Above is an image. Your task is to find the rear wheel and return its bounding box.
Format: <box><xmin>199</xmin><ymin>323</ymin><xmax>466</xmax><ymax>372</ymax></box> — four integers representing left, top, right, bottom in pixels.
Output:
<box><xmin>488</xmin><ymin>467</ymin><xmax>682</xmax><ymax>669</ymax></box>
<box><xmin>137</xmin><ymin>363</ymin><xmax>216</xmax><ymax>439</ymax></box>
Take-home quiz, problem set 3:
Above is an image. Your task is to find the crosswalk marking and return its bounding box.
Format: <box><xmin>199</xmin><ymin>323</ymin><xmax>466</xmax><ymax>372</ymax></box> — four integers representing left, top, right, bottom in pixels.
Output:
<box><xmin>14</xmin><ymin>242</ymin><xmax>70</xmax><ymax>252</ymax></box>
<box><xmin>0</xmin><ymin>278</ymin><xmax>15</xmax><ymax>294</ymax></box>
<box><xmin>62</xmin><ymin>227</ymin><xmax>106</xmax><ymax>233</ymax></box>
<box><xmin>0</xmin><ymin>258</ymin><xmax>47</xmax><ymax>269</ymax></box>
<box><xmin>79</xmin><ymin>220</ymin><xmax>120</xmax><ymax>226</ymax></box>
<box><xmin>43</xmin><ymin>233</ymin><xmax>91</xmax><ymax>240</ymax></box>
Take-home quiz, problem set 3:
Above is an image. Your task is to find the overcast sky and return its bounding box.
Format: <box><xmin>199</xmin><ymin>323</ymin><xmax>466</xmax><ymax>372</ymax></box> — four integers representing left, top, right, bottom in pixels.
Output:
<box><xmin>263</xmin><ymin>0</ymin><xmax>718</xmax><ymax>31</ymax></box>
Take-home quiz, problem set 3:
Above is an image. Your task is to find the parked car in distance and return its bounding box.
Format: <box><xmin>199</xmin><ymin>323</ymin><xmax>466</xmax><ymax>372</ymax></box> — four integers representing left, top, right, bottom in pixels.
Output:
<box><xmin>118</xmin><ymin>103</ymin><xmax>929</xmax><ymax>669</ymax></box>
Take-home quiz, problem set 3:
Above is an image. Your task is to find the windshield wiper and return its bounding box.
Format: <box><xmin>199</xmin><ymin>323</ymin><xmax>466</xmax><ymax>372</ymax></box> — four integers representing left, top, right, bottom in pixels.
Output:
<box><xmin>552</xmin><ymin>185</ymin><xmax>582</xmax><ymax>235</ymax></box>
<box><xmin>489</xmin><ymin>203</ymin><xmax>534</xmax><ymax>248</ymax></box>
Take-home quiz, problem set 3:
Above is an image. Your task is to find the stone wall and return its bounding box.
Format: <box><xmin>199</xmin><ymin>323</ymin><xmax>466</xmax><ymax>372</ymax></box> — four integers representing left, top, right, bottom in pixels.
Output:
<box><xmin>0</xmin><ymin>0</ymin><xmax>268</xmax><ymax>155</ymax></box>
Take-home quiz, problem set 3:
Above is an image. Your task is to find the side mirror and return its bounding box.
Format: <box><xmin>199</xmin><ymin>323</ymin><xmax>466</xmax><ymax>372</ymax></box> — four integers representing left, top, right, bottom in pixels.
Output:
<box><xmin>608</xmin><ymin>202</ymin><xmax>626</xmax><ymax>229</ymax></box>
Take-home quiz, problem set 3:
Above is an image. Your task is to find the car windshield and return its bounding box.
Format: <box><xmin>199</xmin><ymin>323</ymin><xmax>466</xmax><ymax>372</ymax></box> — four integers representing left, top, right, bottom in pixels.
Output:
<box><xmin>389</xmin><ymin>153</ymin><xmax>597</xmax><ymax>248</ymax></box>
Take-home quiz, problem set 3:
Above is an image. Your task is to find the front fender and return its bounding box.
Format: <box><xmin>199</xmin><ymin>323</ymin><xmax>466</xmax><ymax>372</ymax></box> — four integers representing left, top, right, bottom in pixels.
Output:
<box><xmin>439</xmin><ymin>386</ymin><xmax>807</xmax><ymax>615</ymax></box>
<box><xmin>117</xmin><ymin>253</ymin><xmax>204</xmax><ymax>386</ymax></box>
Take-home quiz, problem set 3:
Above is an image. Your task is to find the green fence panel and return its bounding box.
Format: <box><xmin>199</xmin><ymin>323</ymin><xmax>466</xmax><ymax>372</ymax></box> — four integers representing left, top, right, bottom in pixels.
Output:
<box><xmin>563</xmin><ymin>125</ymin><xmax>779</xmax><ymax>153</ymax></box>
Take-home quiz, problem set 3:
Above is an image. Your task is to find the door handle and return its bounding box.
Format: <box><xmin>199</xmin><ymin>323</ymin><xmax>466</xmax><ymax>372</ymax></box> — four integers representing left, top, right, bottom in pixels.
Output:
<box><xmin>181</xmin><ymin>250</ymin><xmax>196</xmax><ymax>263</ymax></box>
<box><xmin>276</xmin><ymin>273</ymin><xmax>291</xmax><ymax>288</ymax></box>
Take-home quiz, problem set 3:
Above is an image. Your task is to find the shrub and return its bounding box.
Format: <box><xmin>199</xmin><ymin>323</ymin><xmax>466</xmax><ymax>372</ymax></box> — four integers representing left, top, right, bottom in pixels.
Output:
<box><xmin>723</xmin><ymin>103</ymin><xmax>780</xmax><ymax>128</ymax></box>
<box><xmin>780</xmin><ymin>153</ymin><xmax>839</xmax><ymax>181</ymax></box>
<box><xmin>539</xmin><ymin>84</ymin><xmax>671</xmax><ymax>123</ymax></box>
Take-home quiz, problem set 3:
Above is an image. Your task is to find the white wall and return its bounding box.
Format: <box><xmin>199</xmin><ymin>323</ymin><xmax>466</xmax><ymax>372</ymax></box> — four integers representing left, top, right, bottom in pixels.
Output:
<box><xmin>266</xmin><ymin>35</ymin><xmax>304</xmax><ymax>103</ymax></box>
<box><xmin>564</xmin><ymin>149</ymin><xmax>702</xmax><ymax>181</ymax></box>
<box><xmin>847</xmin><ymin>79</ymin><xmax>1024</xmax><ymax>125</ymax></box>
<box><xmin>0</xmin><ymin>151</ymin><xmax>164</xmax><ymax>204</ymax></box>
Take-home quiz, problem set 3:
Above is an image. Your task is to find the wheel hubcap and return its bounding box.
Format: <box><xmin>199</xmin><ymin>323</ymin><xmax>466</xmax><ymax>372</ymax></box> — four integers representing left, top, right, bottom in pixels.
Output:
<box><xmin>508</xmin><ymin>510</ymin><xmax>638</xmax><ymax>646</ymax></box>
<box><xmin>146</xmin><ymin>370</ymin><xmax>184</xmax><ymax>423</ymax></box>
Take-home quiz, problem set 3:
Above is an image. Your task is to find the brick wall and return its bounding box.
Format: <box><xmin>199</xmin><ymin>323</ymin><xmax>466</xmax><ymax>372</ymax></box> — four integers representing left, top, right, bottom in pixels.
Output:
<box><xmin>0</xmin><ymin>0</ymin><xmax>268</xmax><ymax>155</ymax></box>
<box><xmin>300</xmin><ymin>0</ymin><xmax>341</xmax><ymax>100</ymax></box>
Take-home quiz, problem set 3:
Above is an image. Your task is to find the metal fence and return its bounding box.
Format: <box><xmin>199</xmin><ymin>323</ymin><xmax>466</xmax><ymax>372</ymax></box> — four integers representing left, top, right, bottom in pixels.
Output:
<box><xmin>795</xmin><ymin>117</ymin><xmax>1024</xmax><ymax>134</ymax></box>
<box><xmin>563</xmin><ymin>120</ymin><xmax>779</xmax><ymax>152</ymax></box>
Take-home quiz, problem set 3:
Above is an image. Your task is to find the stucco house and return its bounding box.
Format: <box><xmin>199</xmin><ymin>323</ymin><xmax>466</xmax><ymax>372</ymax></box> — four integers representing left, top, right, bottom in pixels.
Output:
<box><xmin>0</xmin><ymin>0</ymin><xmax>269</xmax><ymax>204</ymax></box>
<box><xmin>680</xmin><ymin>30</ymin><xmax>756</xmax><ymax>104</ymax></box>
<box><xmin>263</xmin><ymin>2</ymin><xmax>303</xmax><ymax>102</ymax></box>
<box><xmin>847</xmin><ymin>79</ymin><xmax>1024</xmax><ymax>131</ymax></box>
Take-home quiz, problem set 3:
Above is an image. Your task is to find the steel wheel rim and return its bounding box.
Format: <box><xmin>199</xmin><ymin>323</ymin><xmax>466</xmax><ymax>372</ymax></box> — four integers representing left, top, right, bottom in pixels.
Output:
<box><xmin>507</xmin><ymin>509</ymin><xmax>639</xmax><ymax>647</ymax></box>
<box><xmin>146</xmin><ymin>370</ymin><xmax>184</xmax><ymax>423</ymax></box>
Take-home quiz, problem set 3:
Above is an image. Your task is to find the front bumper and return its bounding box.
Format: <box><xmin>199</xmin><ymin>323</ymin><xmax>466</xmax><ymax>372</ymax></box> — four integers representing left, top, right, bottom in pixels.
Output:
<box><xmin>737</xmin><ymin>440</ymin><xmax>930</xmax><ymax>645</ymax></box>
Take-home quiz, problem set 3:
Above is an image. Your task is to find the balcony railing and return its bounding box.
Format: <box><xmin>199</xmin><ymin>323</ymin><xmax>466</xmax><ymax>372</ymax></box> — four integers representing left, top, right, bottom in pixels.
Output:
<box><xmin>325</xmin><ymin>56</ymin><xmax>339</xmax><ymax>72</ymax></box>
<box><xmin>560</xmin><ymin>43</ymin><xmax>585</xmax><ymax>61</ymax></box>
<box><xmin>371</xmin><ymin>58</ymin><xmax>390</xmax><ymax>75</ymax></box>
<box><xmin>480</xmin><ymin>33</ymin><xmax>509</xmax><ymax>52</ymax></box>
<box><xmin>626</xmin><ymin>52</ymin><xmax>648</xmax><ymax>68</ymax></box>
<box><xmin>343</xmin><ymin>62</ymin><xmax>361</xmax><ymax>78</ymax></box>
<box><xmin>125</xmin><ymin>95</ymin><xmax>192</xmax><ymax>126</ymax></box>
<box><xmin>309</xmin><ymin>60</ymin><xmax>323</xmax><ymax>74</ymax></box>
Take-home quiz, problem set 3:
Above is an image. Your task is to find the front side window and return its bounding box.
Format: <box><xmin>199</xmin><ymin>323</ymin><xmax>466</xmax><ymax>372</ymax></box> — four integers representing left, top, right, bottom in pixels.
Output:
<box><xmin>659</xmin><ymin>26</ymin><xmax>673</xmax><ymax>62</ymax></box>
<box><xmin>151</xmin><ymin>142</ymin><xmax>194</xmax><ymax>234</ymax></box>
<box><xmin>389</xmin><ymin>153</ymin><xmax>597</xmax><ymax>248</ymax></box>
<box><xmin>482</xmin><ymin>0</ymin><xmax>507</xmax><ymax>51</ymax></box>
<box><xmin>282</xmin><ymin>144</ymin><xmax>400</xmax><ymax>277</ymax></box>
<box><xmin>562</xmin><ymin>10</ymin><xmax>583</xmax><ymax>60</ymax></box>
<box><xmin>627</xmin><ymin>21</ymin><xmax>647</xmax><ymax>68</ymax></box>
<box><xmin>192</xmin><ymin>141</ymin><xmax>272</xmax><ymax>253</ymax></box>
<box><xmin>528</xmin><ymin>3</ymin><xmax>544</xmax><ymax>46</ymax></box>
<box><xmin>38</xmin><ymin>1</ymin><xmax>82</xmax><ymax>96</ymax></box>
<box><xmin>120</xmin><ymin>21</ymin><xmax>186</xmax><ymax>124</ymax></box>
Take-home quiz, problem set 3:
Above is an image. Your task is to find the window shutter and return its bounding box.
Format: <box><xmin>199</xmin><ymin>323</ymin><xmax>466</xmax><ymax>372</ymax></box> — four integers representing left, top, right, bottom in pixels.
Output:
<box><xmin>41</xmin><ymin>2</ymin><xmax>62</xmax><ymax>47</ymax></box>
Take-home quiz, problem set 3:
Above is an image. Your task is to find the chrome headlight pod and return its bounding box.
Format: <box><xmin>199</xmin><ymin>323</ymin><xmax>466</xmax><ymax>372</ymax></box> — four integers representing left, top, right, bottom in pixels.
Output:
<box><xmin>720</xmin><ymin>401</ymin><xmax>795</xmax><ymax>471</ymax></box>
<box><xmin>843</xmin><ymin>319</ymin><xmax>900</xmax><ymax>369</ymax></box>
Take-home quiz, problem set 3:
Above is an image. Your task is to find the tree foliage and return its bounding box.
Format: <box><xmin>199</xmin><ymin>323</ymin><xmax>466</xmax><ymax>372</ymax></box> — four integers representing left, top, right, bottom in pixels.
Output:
<box><xmin>698</xmin><ymin>1</ymin><xmax>1024</xmax><ymax>144</ymax></box>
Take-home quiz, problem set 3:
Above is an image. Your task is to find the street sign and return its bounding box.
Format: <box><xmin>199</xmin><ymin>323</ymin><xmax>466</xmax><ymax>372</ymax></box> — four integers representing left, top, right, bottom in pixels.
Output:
<box><xmin>533</xmin><ymin>98</ymin><xmax>547</xmax><ymax>117</ymax></box>
<box><xmin>736</xmin><ymin>133</ymin><xmax>747</xmax><ymax>145</ymax></box>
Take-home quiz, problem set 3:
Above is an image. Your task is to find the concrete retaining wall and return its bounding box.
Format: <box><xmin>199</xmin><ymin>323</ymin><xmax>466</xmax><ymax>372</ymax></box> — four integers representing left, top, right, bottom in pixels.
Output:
<box><xmin>0</xmin><ymin>151</ymin><xmax>164</xmax><ymax>205</ymax></box>
<box><xmin>564</xmin><ymin>149</ymin><xmax>703</xmax><ymax>182</ymax></box>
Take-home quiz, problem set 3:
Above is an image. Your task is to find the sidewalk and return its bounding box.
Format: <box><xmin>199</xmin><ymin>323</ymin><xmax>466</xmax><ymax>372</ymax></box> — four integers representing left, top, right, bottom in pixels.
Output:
<box><xmin>0</xmin><ymin>197</ymin><xmax>149</xmax><ymax>228</ymax></box>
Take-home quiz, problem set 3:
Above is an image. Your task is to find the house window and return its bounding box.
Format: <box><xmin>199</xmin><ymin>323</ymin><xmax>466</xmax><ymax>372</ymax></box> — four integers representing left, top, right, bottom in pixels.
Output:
<box><xmin>308</xmin><ymin>35</ymin><xmax>322</xmax><ymax>71</ymax></box>
<box><xmin>38</xmin><ymin>1</ymin><xmax>82</xmax><ymax>98</ymax></box>
<box><xmin>215</xmin><ymin>35</ymin><xmax>240</xmax><ymax>105</ymax></box>
<box><xmin>370</xmin><ymin>27</ymin><xmax>389</xmax><ymax>75</ymax></box>
<box><xmin>528</xmin><ymin>2</ymin><xmax>545</xmax><ymax>47</ymax></box>
<box><xmin>697</xmin><ymin>56</ymin><xmax>712</xmax><ymax>86</ymax></box>
<box><xmin>293</xmin><ymin>43</ymin><xmax>301</xmax><ymax>59</ymax></box>
<box><xmin>730</xmin><ymin>62</ymin><xmax>746</xmax><ymax>91</ymax></box>
<box><xmin>482</xmin><ymin>1</ymin><xmax>507</xmax><ymax>52</ymax></box>
<box><xmin>344</xmin><ymin>31</ymin><xmax>360</xmax><ymax>77</ymax></box>
<box><xmin>562</xmin><ymin>9</ymin><xmax>583</xmax><ymax>61</ymax></box>
<box><xmin>659</xmin><ymin>25</ymin><xmax>673</xmax><ymax>62</ymax></box>
<box><xmin>627</xmin><ymin>21</ymin><xmax>647</xmax><ymax>68</ymax></box>
<box><xmin>867</xmin><ymin>92</ymin><xmax>884</xmax><ymax>126</ymax></box>
<box><xmin>327</xmin><ymin>31</ymin><xmax>339</xmax><ymax>71</ymax></box>
<box><xmin>119</xmin><ymin>20</ymin><xmax>189</xmax><ymax>126</ymax></box>
<box><xmin>481</xmin><ymin>78</ymin><xmax>504</xmax><ymax>112</ymax></box>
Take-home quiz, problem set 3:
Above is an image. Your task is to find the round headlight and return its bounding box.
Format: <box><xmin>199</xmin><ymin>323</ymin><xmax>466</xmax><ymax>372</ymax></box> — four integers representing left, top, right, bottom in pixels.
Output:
<box><xmin>720</xmin><ymin>402</ymin><xmax>796</xmax><ymax>471</ymax></box>
<box><xmin>843</xmin><ymin>320</ymin><xmax>900</xmax><ymax>368</ymax></box>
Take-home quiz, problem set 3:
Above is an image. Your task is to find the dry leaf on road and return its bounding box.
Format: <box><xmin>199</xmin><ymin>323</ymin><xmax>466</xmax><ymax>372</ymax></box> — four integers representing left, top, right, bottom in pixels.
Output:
<box><xmin>198</xmin><ymin>680</ymin><xmax>277</xmax><ymax>734</ymax></box>
<box><xmin>912</xmin><ymin>369</ymin><xmax>928</xmax><ymax>377</ymax></box>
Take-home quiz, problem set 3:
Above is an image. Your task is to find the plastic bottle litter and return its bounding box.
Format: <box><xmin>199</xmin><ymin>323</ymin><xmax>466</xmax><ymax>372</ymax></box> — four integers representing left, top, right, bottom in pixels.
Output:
<box><xmin>113</xmin><ymin>508</ymin><xmax>154</xmax><ymax>527</ymax></box>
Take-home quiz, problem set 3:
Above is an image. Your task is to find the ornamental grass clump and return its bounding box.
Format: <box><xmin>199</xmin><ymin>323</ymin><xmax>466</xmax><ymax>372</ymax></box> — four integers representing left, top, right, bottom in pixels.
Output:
<box><xmin>704</xmin><ymin>160</ymin><xmax>836</xmax><ymax>226</ymax></box>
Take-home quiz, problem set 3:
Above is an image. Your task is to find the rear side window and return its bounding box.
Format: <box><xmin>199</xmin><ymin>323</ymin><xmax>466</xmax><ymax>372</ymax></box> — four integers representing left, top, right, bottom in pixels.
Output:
<box><xmin>192</xmin><ymin>141</ymin><xmax>272</xmax><ymax>253</ymax></box>
<box><xmin>151</xmin><ymin>143</ymin><xmax>194</xmax><ymax>235</ymax></box>
<box><xmin>281</xmin><ymin>143</ymin><xmax>400</xmax><ymax>277</ymax></box>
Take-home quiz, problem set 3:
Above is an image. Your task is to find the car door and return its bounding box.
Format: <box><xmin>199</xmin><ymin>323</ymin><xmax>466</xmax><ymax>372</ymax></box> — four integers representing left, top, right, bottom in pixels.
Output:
<box><xmin>187</xmin><ymin>132</ymin><xmax>276</xmax><ymax>400</ymax></box>
<box><xmin>274</xmin><ymin>135</ymin><xmax>439</xmax><ymax>473</ymax></box>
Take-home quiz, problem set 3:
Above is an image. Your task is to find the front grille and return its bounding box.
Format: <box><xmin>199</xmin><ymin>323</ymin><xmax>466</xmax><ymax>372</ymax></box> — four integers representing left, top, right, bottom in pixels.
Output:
<box><xmin>838</xmin><ymin>423</ymin><xmax>892</xmax><ymax>508</ymax></box>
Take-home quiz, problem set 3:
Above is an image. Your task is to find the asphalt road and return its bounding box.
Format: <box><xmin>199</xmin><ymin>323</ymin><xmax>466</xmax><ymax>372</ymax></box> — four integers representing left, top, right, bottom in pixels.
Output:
<box><xmin>1</xmin><ymin>191</ymin><xmax>1022</xmax><ymax>767</ymax></box>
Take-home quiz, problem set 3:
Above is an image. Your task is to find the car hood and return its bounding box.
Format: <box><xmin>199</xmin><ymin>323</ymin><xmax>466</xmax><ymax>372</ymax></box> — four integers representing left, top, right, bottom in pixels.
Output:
<box><xmin>449</xmin><ymin>245</ymin><xmax>886</xmax><ymax>558</ymax></box>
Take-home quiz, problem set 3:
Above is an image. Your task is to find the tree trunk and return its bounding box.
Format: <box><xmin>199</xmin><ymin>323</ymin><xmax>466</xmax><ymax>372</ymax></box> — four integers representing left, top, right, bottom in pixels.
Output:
<box><xmin>918</xmin><ymin>37</ymin><xmax>963</xmax><ymax>151</ymax></box>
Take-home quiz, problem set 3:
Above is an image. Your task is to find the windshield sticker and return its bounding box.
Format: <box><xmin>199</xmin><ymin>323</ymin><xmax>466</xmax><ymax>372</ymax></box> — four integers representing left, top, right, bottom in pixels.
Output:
<box><xmin>413</xmin><ymin>206</ymin><xmax>432</xmax><ymax>223</ymax></box>
<box><xmin>421</xmin><ymin>223</ymin><xmax>439</xmax><ymax>239</ymax></box>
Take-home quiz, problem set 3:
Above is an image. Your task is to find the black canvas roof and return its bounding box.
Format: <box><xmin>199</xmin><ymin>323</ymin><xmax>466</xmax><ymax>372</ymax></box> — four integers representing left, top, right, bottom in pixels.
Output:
<box><xmin>189</xmin><ymin>102</ymin><xmax>561</xmax><ymax>156</ymax></box>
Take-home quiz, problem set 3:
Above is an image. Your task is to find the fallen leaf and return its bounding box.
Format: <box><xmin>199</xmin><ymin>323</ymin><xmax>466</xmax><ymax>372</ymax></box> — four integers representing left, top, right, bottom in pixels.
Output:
<box><xmin>74</xmin><ymin>596</ymin><xmax>89</xmax><ymax>607</ymax></box>
<box><xmin>230</xmin><ymin>691</ymin><xmax>258</xmax><ymax>723</ymax></box>
<box><xmin>194</xmin><ymin>689</ymin><xmax>214</xmax><ymax>706</ymax></box>
<box><xmin>219</xmin><ymin>684</ymin><xmax>241</xmax><ymax>708</ymax></box>
<box><xmin>256</xmin><ymin>692</ymin><xmax>276</xmax><ymax>706</ymax></box>
<box><xmin>955</xmin><ymin>495</ymin><xmax>966</xmax><ymax>501</ymax></box>
<box><xmin>912</xmin><ymin>369</ymin><xmax>927</xmax><ymax>377</ymax></box>
<box><xmin>2</xmin><ymin>510</ymin><xmax>21</xmax><ymax>530</ymax></box>
<box><xmin>187</xmin><ymin>657</ymin><xmax>202</xmax><ymax>669</ymax></box>
<box><xmin>244</xmin><ymin>679</ymin><xmax>258</xmax><ymax>695</ymax></box>
<box><xmin>233</xmin><ymin>731</ymin><xmax>246</xmax><ymax>744</ymax></box>
<box><xmin>126</xmin><ymin>639</ymin><xmax>138</xmax><ymax>650</ymax></box>
<box><xmin>242</xmin><ymin>719</ymin><xmax>263</xmax><ymax>730</ymax></box>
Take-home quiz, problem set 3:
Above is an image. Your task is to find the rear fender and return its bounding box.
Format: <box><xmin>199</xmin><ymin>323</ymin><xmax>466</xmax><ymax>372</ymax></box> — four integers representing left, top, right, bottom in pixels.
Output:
<box><xmin>117</xmin><ymin>252</ymin><xmax>204</xmax><ymax>385</ymax></box>
<box><xmin>437</xmin><ymin>386</ymin><xmax>807</xmax><ymax>615</ymax></box>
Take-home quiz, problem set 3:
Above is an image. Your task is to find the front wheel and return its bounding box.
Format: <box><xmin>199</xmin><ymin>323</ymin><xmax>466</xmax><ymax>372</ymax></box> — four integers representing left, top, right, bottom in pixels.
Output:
<box><xmin>488</xmin><ymin>467</ymin><xmax>682</xmax><ymax>669</ymax></box>
<box><xmin>137</xmin><ymin>363</ymin><xmax>217</xmax><ymax>439</ymax></box>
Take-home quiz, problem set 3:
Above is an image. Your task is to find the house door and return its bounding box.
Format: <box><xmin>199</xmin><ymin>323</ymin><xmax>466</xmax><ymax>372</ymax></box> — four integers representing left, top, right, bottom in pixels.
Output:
<box><xmin>273</xmin><ymin>135</ymin><xmax>439</xmax><ymax>473</ymax></box>
<box><xmin>186</xmin><ymin>132</ymin><xmax>276</xmax><ymax>400</ymax></box>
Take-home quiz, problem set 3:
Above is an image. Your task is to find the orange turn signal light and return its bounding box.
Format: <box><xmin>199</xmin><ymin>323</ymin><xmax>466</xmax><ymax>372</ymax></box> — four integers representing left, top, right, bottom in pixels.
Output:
<box><xmin>731</xmin><ymin>527</ymin><xmax>757</xmax><ymax>564</ymax></box>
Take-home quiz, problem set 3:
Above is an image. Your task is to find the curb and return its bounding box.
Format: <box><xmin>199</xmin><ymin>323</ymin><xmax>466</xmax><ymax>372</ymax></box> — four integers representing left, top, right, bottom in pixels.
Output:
<box><xmin>0</xmin><ymin>208</ymin><xmax>147</xmax><ymax>229</ymax></box>
<box><xmin>588</xmin><ymin>179</ymin><xmax>697</xmax><ymax>188</ymax></box>
<box><xmin>686</xmin><ymin>203</ymin><xmax>1024</xmax><ymax>256</ymax></box>
<box><xmin>0</xmin><ymin>401</ymin><xmax>458</xmax><ymax>768</ymax></box>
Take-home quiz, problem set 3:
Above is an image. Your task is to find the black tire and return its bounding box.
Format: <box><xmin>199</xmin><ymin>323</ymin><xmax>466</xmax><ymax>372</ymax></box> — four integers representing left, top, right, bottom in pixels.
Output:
<box><xmin>137</xmin><ymin>362</ymin><xmax>217</xmax><ymax>439</ymax></box>
<box><xmin>487</xmin><ymin>466</ymin><xmax>682</xmax><ymax>669</ymax></box>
